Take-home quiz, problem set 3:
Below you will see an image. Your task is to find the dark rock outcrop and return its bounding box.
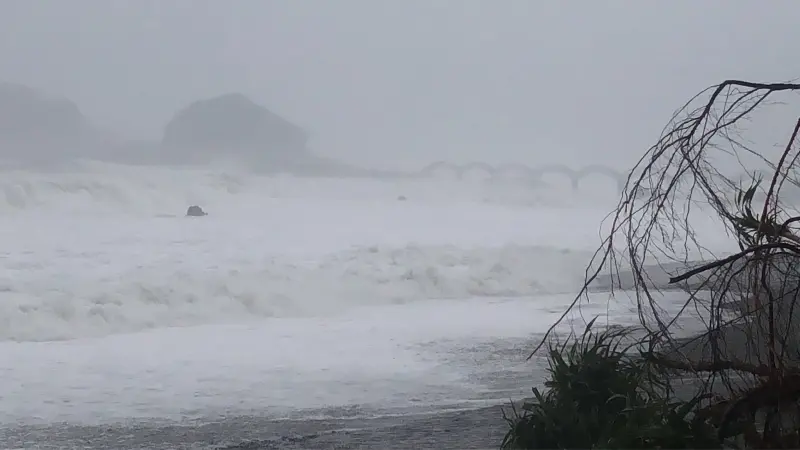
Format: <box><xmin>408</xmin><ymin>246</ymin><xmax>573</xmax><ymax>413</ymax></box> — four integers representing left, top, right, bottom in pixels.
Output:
<box><xmin>0</xmin><ymin>84</ymin><xmax>397</xmax><ymax>178</ymax></box>
<box><xmin>0</xmin><ymin>82</ymin><xmax>99</xmax><ymax>163</ymax></box>
<box><xmin>186</xmin><ymin>205</ymin><xmax>208</xmax><ymax>217</ymax></box>
<box><xmin>162</xmin><ymin>93</ymin><xmax>310</xmax><ymax>168</ymax></box>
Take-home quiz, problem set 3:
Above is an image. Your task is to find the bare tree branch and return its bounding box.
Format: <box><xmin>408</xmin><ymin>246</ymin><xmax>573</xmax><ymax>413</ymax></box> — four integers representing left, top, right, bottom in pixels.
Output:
<box><xmin>531</xmin><ymin>79</ymin><xmax>800</xmax><ymax>397</ymax></box>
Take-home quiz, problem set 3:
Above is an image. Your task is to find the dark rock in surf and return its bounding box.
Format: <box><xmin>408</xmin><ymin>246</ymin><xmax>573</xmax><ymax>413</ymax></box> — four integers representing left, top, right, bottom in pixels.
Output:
<box><xmin>186</xmin><ymin>205</ymin><xmax>208</xmax><ymax>217</ymax></box>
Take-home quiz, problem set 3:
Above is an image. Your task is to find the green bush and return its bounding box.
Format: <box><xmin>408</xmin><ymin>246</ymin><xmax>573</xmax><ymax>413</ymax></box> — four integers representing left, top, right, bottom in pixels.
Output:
<box><xmin>501</xmin><ymin>319</ymin><xmax>721</xmax><ymax>449</ymax></box>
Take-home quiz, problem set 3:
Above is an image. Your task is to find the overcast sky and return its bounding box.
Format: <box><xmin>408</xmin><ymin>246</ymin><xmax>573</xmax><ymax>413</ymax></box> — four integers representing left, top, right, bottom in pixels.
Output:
<box><xmin>1</xmin><ymin>0</ymin><xmax>799</xmax><ymax>170</ymax></box>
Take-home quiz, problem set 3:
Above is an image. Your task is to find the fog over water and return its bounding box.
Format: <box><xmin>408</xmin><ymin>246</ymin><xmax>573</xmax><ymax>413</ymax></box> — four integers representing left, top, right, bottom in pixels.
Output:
<box><xmin>0</xmin><ymin>1</ymin><xmax>797</xmax><ymax>448</ymax></box>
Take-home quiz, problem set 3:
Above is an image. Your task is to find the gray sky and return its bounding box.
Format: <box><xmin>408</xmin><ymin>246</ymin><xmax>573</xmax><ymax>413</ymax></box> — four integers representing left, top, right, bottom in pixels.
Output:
<box><xmin>1</xmin><ymin>0</ymin><xmax>799</xmax><ymax>170</ymax></box>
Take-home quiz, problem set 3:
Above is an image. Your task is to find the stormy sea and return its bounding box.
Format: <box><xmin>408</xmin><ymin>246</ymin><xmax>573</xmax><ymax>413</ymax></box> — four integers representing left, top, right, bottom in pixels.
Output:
<box><xmin>0</xmin><ymin>162</ymin><xmax>731</xmax><ymax>449</ymax></box>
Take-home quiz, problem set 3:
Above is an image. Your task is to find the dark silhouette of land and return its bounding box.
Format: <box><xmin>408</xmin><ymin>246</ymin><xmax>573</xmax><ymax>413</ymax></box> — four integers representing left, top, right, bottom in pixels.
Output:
<box><xmin>0</xmin><ymin>82</ymin><xmax>627</xmax><ymax>191</ymax></box>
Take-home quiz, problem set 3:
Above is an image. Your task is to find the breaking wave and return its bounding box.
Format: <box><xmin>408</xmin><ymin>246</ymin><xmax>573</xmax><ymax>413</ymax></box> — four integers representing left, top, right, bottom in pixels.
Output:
<box><xmin>0</xmin><ymin>160</ymin><xmax>627</xmax><ymax>342</ymax></box>
<box><xmin>0</xmin><ymin>160</ymin><xmax>617</xmax><ymax>215</ymax></box>
<box><xmin>0</xmin><ymin>243</ymin><xmax>595</xmax><ymax>342</ymax></box>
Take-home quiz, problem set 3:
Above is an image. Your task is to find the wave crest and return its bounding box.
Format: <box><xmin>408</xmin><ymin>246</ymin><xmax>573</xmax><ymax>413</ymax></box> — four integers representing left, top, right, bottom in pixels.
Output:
<box><xmin>0</xmin><ymin>244</ymin><xmax>593</xmax><ymax>342</ymax></box>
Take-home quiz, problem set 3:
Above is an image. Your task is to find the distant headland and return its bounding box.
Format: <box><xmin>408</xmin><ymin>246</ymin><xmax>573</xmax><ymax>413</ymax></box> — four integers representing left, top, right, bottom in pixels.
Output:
<box><xmin>0</xmin><ymin>82</ymin><xmax>627</xmax><ymax>191</ymax></box>
<box><xmin>0</xmin><ymin>82</ymin><xmax>379</xmax><ymax>176</ymax></box>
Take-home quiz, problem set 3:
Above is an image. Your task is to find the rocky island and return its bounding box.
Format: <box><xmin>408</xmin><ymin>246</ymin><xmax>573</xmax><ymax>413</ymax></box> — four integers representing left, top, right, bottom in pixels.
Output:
<box><xmin>0</xmin><ymin>82</ymin><xmax>394</xmax><ymax>177</ymax></box>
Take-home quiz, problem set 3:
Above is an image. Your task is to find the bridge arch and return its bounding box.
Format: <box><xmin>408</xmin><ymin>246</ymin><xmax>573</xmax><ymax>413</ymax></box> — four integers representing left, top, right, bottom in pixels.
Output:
<box><xmin>496</xmin><ymin>163</ymin><xmax>538</xmax><ymax>178</ymax></box>
<box><xmin>458</xmin><ymin>161</ymin><xmax>495</xmax><ymax>180</ymax></box>
<box><xmin>419</xmin><ymin>161</ymin><xmax>456</xmax><ymax>177</ymax></box>
<box><xmin>578</xmin><ymin>165</ymin><xmax>627</xmax><ymax>193</ymax></box>
<box><xmin>417</xmin><ymin>161</ymin><xmax>626</xmax><ymax>193</ymax></box>
<box><xmin>528</xmin><ymin>164</ymin><xmax>580</xmax><ymax>189</ymax></box>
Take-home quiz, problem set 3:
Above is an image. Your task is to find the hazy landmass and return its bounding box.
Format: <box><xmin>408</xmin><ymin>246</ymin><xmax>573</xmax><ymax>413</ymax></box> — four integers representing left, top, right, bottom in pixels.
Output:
<box><xmin>0</xmin><ymin>82</ymin><xmax>402</xmax><ymax>177</ymax></box>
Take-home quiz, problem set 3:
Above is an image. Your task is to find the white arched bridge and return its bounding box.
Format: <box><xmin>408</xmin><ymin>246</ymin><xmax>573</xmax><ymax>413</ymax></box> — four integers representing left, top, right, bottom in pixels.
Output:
<box><xmin>418</xmin><ymin>161</ymin><xmax>628</xmax><ymax>192</ymax></box>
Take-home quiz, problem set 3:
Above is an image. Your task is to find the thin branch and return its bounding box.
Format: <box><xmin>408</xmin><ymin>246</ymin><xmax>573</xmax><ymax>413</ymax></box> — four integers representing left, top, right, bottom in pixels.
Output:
<box><xmin>668</xmin><ymin>242</ymin><xmax>800</xmax><ymax>284</ymax></box>
<box><xmin>646</xmin><ymin>354</ymin><xmax>781</xmax><ymax>377</ymax></box>
<box><xmin>531</xmin><ymin>78</ymin><xmax>800</xmax><ymax>398</ymax></box>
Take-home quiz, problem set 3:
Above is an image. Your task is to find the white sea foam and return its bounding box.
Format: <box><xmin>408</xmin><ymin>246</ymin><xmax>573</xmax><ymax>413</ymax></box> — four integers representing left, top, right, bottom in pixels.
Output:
<box><xmin>0</xmin><ymin>242</ymin><xmax>599</xmax><ymax>342</ymax></box>
<box><xmin>0</xmin><ymin>160</ymin><xmax>621</xmax><ymax>215</ymax></box>
<box><xmin>0</xmin><ymin>161</ymin><xmax>628</xmax><ymax>342</ymax></box>
<box><xmin>0</xmin><ymin>161</ymin><xmax>735</xmax><ymax>425</ymax></box>
<box><xmin>0</xmin><ymin>295</ymin><xmax>615</xmax><ymax>424</ymax></box>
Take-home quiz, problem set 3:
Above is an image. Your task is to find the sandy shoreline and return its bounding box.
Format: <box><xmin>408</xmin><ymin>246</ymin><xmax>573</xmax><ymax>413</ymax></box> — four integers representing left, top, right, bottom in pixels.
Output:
<box><xmin>0</xmin><ymin>403</ymin><xmax>510</xmax><ymax>450</ymax></box>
